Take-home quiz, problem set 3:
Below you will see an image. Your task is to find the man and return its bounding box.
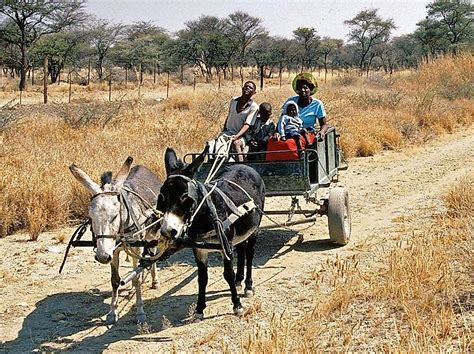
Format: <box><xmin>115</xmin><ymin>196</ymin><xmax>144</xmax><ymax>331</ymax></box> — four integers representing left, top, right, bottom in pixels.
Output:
<box><xmin>221</xmin><ymin>81</ymin><xmax>258</xmax><ymax>162</ymax></box>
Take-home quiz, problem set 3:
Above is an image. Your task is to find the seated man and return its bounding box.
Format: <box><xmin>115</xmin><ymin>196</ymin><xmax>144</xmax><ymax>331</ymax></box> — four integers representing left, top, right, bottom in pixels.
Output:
<box><xmin>221</xmin><ymin>81</ymin><xmax>258</xmax><ymax>162</ymax></box>
<box><xmin>247</xmin><ymin>102</ymin><xmax>275</xmax><ymax>161</ymax></box>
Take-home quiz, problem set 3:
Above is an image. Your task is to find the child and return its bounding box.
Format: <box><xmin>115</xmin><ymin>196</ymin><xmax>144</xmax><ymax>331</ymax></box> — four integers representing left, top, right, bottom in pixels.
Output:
<box><xmin>247</xmin><ymin>102</ymin><xmax>275</xmax><ymax>161</ymax></box>
<box><xmin>277</xmin><ymin>100</ymin><xmax>308</xmax><ymax>155</ymax></box>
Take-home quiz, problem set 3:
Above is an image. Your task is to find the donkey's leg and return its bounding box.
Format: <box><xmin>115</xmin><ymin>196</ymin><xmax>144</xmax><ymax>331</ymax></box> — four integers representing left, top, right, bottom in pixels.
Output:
<box><xmin>150</xmin><ymin>263</ymin><xmax>158</xmax><ymax>289</ymax></box>
<box><xmin>222</xmin><ymin>256</ymin><xmax>243</xmax><ymax>316</ymax></box>
<box><xmin>150</xmin><ymin>247</ymin><xmax>159</xmax><ymax>289</ymax></box>
<box><xmin>106</xmin><ymin>247</ymin><xmax>121</xmax><ymax>324</ymax></box>
<box><xmin>132</xmin><ymin>256</ymin><xmax>146</xmax><ymax>324</ymax></box>
<box><xmin>244</xmin><ymin>232</ymin><xmax>258</xmax><ymax>297</ymax></box>
<box><xmin>193</xmin><ymin>248</ymin><xmax>209</xmax><ymax>320</ymax></box>
<box><xmin>235</xmin><ymin>242</ymin><xmax>246</xmax><ymax>291</ymax></box>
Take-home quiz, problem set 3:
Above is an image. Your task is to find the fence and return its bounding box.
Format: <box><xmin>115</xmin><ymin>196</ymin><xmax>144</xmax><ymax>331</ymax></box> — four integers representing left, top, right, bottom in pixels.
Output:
<box><xmin>1</xmin><ymin>60</ymin><xmax>350</xmax><ymax>107</ymax></box>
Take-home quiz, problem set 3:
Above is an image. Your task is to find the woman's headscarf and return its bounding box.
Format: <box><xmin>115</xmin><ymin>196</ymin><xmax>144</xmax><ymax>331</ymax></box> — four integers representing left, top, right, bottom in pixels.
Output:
<box><xmin>292</xmin><ymin>72</ymin><xmax>318</xmax><ymax>95</ymax></box>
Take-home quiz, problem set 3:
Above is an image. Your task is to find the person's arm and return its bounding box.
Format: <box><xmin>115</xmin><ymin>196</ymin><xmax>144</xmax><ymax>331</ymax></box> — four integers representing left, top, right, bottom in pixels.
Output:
<box><xmin>232</xmin><ymin>124</ymin><xmax>250</xmax><ymax>140</ymax></box>
<box><xmin>315</xmin><ymin>100</ymin><xmax>328</xmax><ymax>137</ymax></box>
<box><xmin>318</xmin><ymin>117</ymin><xmax>329</xmax><ymax>137</ymax></box>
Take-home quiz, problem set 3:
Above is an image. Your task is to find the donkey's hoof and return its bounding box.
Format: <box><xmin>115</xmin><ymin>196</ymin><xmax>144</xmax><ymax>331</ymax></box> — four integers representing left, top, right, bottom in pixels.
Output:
<box><xmin>233</xmin><ymin>306</ymin><xmax>244</xmax><ymax>317</ymax></box>
<box><xmin>194</xmin><ymin>313</ymin><xmax>204</xmax><ymax>322</ymax></box>
<box><xmin>244</xmin><ymin>288</ymin><xmax>254</xmax><ymax>298</ymax></box>
<box><xmin>137</xmin><ymin>313</ymin><xmax>147</xmax><ymax>324</ymax></box>
<box><xmin>235</xmin><ymin>282</ymin><xmax>243</xmax><ymax>292</ymax></box>
<box><xmin>151</xmin><ymin>281</ymin><xmax>159</xmax><ymax>290</ymax></box>
<box><xmin>105</xmin><ymin>312</ymin><xmax>118</xmax><ymax>324</ymax></box>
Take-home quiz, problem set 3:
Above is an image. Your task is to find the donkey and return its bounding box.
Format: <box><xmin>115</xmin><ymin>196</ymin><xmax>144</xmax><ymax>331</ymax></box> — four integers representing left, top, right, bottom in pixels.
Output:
<box><xmin>69</xmin><ymin>157</ymin><xmax>162</xmax><ymax>324</ymax></box>
<box><xmin>158</xmin><ymin>146</ymin><xmax>265</xmax><ymax>320</ymax></box>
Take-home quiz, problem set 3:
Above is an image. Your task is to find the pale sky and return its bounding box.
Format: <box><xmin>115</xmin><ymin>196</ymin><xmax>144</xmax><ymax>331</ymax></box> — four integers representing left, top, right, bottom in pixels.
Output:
<box><xmin>85</xmin><ymin>0</ymin><xmax>430</xmax><ymax>41</ymax></box>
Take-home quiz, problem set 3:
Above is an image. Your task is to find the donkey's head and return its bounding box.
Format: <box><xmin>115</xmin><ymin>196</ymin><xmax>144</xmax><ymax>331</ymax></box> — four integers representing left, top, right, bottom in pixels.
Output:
<box><xmin>158</xmin><ymin>146</ymin><xmax>208</xmax><ymax>240</ymax></box>
<box><xmin>69</xmin><ymin>157</ymin><xmax>133</xmax><ymax>264</ymax></box>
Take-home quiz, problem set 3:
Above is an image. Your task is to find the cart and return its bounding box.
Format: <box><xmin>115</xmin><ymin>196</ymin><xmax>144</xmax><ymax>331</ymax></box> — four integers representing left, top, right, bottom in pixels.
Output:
<box><xmin>186</xmin><ymin>127</ymin><xmax>351</xmax><ymax>245</ymax></box>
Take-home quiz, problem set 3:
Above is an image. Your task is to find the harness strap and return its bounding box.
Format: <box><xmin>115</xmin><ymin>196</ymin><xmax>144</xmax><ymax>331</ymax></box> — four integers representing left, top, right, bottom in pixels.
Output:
<box><xmin>121</xmin><ymin>189</ymin><xmax>141</xmax><ymax>233</ymax></box>
<box><xmin>212</xmin><ymin>186</ymin><xmax>245</xmax><ymax>218</ymax></box>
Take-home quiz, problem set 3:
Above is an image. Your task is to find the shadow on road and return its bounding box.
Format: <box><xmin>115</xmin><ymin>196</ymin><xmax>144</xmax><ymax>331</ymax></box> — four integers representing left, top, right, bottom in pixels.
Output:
<box><xmin>1</xmin><ymin>227</ymin><xmax>336</xmax><ymax>351</ymax></box>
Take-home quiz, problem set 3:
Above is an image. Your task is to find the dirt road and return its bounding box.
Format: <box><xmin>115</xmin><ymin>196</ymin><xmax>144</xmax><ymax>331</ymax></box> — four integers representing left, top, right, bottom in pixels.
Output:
<box><xmin>1</xmin><ymin>126</ymin><xmax>472</xmax><ymax>352</ymax></box>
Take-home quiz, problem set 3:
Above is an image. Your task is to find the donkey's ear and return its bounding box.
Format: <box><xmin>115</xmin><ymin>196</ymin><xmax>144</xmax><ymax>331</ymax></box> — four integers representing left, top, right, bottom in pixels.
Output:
<box><xmin>113</xmin><ymin>156</ymin><xmax>133</xmax><ymax>188</ymax></box>
<box><xmin>69</xmin><ymin>164</ymin><xmax>102</xmax><ymax>195</ymax></box>
<box><xmin>164</xmin><ymin>148</ymin><xmax>180</xmax><ymax>176</ymax></box>
<box><xmin>182</xmin><ymin>144</ymin><xmax>209</xmax><ymax>178</ymax></box>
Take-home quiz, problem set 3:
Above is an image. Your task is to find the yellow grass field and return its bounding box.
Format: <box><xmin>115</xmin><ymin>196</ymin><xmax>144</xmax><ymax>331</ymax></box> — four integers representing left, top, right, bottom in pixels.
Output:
<box><xmin>0</xmin><ymin>54</ymin><xmax>473</xmax><ymax>240</ymax></box>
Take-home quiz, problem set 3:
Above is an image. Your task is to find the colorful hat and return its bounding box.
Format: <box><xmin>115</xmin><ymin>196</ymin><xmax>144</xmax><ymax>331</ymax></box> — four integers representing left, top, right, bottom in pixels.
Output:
<box><xmin>292</xmin><ymin>72</ymin><xmax>318</xmax><ymax>95</ymax></box>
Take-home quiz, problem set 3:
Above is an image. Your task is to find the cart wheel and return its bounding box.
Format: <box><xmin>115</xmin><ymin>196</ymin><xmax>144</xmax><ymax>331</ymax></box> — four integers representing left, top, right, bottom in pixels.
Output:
<box><xmin>328</xmin><ymin>187</ymin><xmax>351</xmax><ymax>245</ymax></box>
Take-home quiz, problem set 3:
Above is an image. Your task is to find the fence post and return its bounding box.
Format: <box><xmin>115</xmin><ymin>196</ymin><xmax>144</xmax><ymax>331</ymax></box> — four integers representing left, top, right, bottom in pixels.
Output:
<box><xmin>259</xmin><ymin>65</ymin><xmax>264</xmax><ymax>91</ymax></box>
<box><xmin>43</xmin><ymin>57</ymin><xmax>48</xmax><ymax>104</ymax></box>
<box><xmin>139</xmin><ymin>63</ymin><xmax>143</xmax><ymax>85</ymax></box>
<box><xmin>193</xmin><ymin>75</ymin><xmax>196</xmax><ymax>92</ymax></box>
<box><xmin>108</xmin><ymin>68</ymin><xmax>112</xmax><ymax>102</ymax></box>
<box><xmin>166</xmin><ymin>71</ymin><xmax>170</xmax><ymax>98</ymax></box>
<box><xmin>218</xmin><ymin>73</ymin><xmax>221</xmax><ymax>90</ymax></box>
<box><xmin>19</xmin><ymin>89</ymin><xmax>22</xmax><ymax>105</ymax></box>
<box><xmin>87</xmin><ymin>57</ymin><xmax>91</xmax><ymax>86</ymax></box>
<box><xmin>68</xmin><ymin>69</ymin><xmax>72</xmax><ymax>103</ymax></box>
<box><xmin>279</xmin><ymin>66</ymin><xmax>282</xmax><ymax>88</ymax></box>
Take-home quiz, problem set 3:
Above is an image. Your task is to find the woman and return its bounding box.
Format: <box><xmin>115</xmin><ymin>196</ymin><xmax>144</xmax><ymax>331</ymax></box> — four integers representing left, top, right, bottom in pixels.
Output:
<box><xmin>275</xmin><ymin>72</ymin><xmax>328</xmax><ymax>140</ymax></box>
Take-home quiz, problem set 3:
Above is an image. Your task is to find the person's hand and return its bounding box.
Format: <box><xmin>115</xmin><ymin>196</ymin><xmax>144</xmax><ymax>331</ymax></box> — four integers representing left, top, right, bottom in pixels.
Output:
<box><xmin>281</xmin><ymin>136</ymin><xmax>287</xmax><ymax>141</ymax></box>
<box><xmin>273</xmin><ymin>132</ymin><xmax>281</xmax><ymax>141</ymax></box>
<box><xmin>230</xmin><ymin>135</ymin><xmax>238</xmax><ymax>141</ymax></box>
<box><xmin>250</xmin><ymin>140</ymin><xmax>258</xmax><ymax>147</ymax></box>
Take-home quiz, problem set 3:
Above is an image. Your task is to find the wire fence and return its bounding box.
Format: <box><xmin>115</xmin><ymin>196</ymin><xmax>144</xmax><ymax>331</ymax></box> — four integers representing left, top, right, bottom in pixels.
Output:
<box><xmin>0</xmin><ymin>59</ymin><xmax>359</xmax><ymax>107</ymax></box>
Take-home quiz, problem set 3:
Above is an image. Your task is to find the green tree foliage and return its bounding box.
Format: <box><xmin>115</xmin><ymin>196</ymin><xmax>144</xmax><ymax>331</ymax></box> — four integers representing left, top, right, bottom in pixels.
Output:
<box><xmin>0</xmin><ymin>0</ymin><xmax>85</xmax><ymax>89</ymax></box>
<box><xmin>293</xmin><ymin>27</ymin><xmax>320</xmax><ymax>70</ymax></box>
<box><xmin>31</xmin><ymin>29</ymin><xmax>90</xmax><ymax>83</ymax></box>
<box><xmin>425</xmin><ymin>0</ymin><xmax>473</xmax><ymax>54</ymax></box>
<box><xmin>111</xmin><ymin>22</ymin><xmax>170</xmax><ymax>80</ymax></box>
<box><xmin>226</xmin><ymin>11</ymin><xmax>267</xmax><ymax>79</ymax></box>
<box><xmin>344</xmin><ymin>9</ymin><xmax>396</xmax><ymax>72</ymax></box>
<box><xmin>89</xmin><ymin>20</ymin><xmax>124</xmax><ymax>81</ymax></box>
<box><xmin>174</xmin><ymin>16</ymin><xmax>231</xmax><ymax>81</ymax></box>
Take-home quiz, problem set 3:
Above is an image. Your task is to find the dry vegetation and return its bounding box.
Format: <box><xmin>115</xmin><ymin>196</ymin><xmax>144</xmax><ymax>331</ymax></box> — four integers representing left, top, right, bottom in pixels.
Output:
<box><xmin>241</xmin><ymin>175</ymin><xmax>473</xmax><ymax>351</ymax></box>
<box><xmin>0</xmin><ymin>54</ymin><xmax>473</xmax><ymax>239</ymax></box>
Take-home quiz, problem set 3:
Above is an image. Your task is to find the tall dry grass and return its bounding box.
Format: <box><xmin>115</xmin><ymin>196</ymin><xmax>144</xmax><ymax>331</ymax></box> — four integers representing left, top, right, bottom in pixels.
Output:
<box><xmin>242</xmin><ymin>175</ymin><xmax>473</xmax><ymax>351</ymax></box>
<box><xmin>0</xmin><ymin>54</ymin><xmax>473</xmax><ymax>239</ymax></box>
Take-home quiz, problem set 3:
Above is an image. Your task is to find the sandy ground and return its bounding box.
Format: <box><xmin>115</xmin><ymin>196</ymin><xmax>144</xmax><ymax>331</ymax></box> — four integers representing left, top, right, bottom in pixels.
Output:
<box><xmin>0</xmin><ymin>126</ymin><xmax>473</xmax><ymax>352</ymax></box>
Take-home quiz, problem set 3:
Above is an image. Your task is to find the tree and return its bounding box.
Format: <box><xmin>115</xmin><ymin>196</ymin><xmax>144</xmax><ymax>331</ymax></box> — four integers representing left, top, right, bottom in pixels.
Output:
<box><xmin>344</xmin><ymin>9</ymin><xmax>396</xmax><ymax>73</ymax></box>
<box><xmin>426</xmin><ymin>0</ymin><xmax>473</xmax><ymax>54</ymax></box>
<box><xmin>319</xmin><ymin>37</ymin><xmax>343</xmax><ymax>82</ymax></box>
<box><xmin>293</xmin><ymin>27</ymin><xmax>320</xmax><ymax>71</ymax></box>
<box><xmin>31</xmin><ymin>29</ymin><xmax>90</xmax><ymax>83</ymax></box>
<box><xmin>414</xmin><ymin>19</ymin><xmax>451</xmax><ymax>61</ymax></box>
<box><xmin>111</xmin><ymin>22</ymin><xmax>170</xmax><ymax>82</ymax></box>
<box><xmin>174</xmin><ymin>16</ymin><xmax>231</xmax><ymax>81</ymax></box>
<box><xmin>89</xmin><ymin>20</ymin><xmax>124</xmax><ymax>81</ymax></box>
<box><xmin>391</xmin><ymin>35</ymin><xmax>421</xmax><ymax>69</ymax></box>
<box><xmin>226</xmin><ymin>11</ymin><xmax>267</xmax><ymax>81</ymax></box>
<box><xmin>0</xmin><ymin>1</ymin><xmax>85</xmax><ymax>90</ymax></box>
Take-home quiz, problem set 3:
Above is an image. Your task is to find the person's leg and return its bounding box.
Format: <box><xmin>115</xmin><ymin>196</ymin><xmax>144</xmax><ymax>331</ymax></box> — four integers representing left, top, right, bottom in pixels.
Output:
<box><xmin>293</xmin><ymin>135</ymin><xmax>303</xmax><ymax>158</ymax></box>
<box><xmin>233</xmin><ymin>138</ymin><xmax>245</xmax><ymax>162</ymax></box>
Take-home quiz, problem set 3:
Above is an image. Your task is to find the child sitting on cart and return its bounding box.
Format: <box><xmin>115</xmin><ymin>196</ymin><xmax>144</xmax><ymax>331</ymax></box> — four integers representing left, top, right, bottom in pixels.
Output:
<box><xmin>247</xmin><ymin>102</ymin><xmax>275</xmax><ymax>161</ymax></box>
<box><xmin>276</xmin><ymin>101</ymin><xmax>309</xmax><ymax>156</ymax></box>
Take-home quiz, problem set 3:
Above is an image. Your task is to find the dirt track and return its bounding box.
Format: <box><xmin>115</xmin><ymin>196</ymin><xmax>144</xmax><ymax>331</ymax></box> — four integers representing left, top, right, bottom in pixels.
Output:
<box><xmin>1</xmin><ymin>126</ymin><xmax>473</xmax><ymax>352</ymax></box>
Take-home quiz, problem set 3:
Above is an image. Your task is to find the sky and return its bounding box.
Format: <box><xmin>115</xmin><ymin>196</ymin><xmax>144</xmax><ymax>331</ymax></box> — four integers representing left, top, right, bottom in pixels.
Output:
<box><xmin>85</xmin><ymin>0</ymin><xmax>430</xmax><ymax>40</ymax></box>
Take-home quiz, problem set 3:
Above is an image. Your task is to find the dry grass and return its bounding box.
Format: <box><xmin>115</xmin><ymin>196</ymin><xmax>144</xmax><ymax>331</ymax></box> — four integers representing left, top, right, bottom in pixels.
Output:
<box><xmin>0</xmin><ymin>54</ymin><xmax>473</xmax><ymax>238</ymax></box>
<box><xmin>242</xmin><ymin>174</ymin><xmax>473</xmax><ymax>351</ymax></box>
